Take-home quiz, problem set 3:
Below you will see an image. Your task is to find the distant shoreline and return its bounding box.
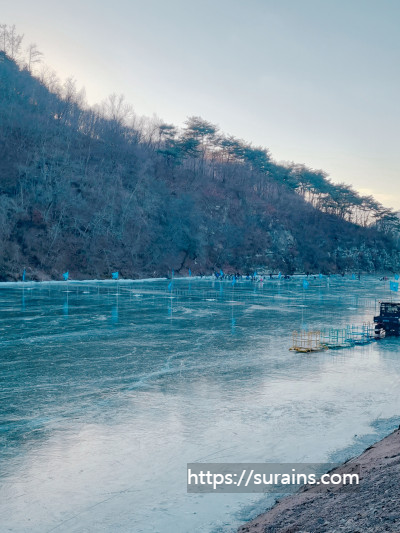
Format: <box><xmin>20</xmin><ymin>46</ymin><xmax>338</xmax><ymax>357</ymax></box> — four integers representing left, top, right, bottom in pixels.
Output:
<box><xmin>0</xmin><ymin>272</ymin><xmax>391</xmax><ymax>286</ymax></box>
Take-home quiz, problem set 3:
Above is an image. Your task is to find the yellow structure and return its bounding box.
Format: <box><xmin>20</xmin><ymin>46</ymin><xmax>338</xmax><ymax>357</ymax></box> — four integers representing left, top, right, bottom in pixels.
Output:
<box><xmin>290</xmin><ymin>330</ymin><xmax>327</xmax><ymax>352</ymax></box>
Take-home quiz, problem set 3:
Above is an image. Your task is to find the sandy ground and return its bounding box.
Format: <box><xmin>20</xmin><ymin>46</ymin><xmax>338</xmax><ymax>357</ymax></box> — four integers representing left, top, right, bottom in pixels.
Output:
<box><xmin>239</xmin><ymin>428</ymin><xmax>400</xmax><ymax>533</ymax></box>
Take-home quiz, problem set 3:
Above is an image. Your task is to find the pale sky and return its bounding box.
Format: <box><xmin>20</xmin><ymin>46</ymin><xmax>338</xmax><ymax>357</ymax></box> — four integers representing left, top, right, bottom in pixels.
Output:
<box><xmin>2</xmin><ymin>0</ymin><xmax>400</xmax><ymax>208</ymax></box>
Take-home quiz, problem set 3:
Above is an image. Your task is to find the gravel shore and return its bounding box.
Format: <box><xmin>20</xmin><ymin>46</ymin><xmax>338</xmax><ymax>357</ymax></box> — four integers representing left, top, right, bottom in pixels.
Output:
<box><xmin>239</xmin><ymin>428</ymin><xmax>400</xmax><ymax>533</ymax></box>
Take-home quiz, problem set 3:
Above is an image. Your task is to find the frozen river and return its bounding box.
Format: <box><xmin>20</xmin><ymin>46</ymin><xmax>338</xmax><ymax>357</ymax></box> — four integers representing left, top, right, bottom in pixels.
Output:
<box><xmin>1</xmin><ymin>276</ymin><xmax>400</xmax><ymax>532</ymax></box>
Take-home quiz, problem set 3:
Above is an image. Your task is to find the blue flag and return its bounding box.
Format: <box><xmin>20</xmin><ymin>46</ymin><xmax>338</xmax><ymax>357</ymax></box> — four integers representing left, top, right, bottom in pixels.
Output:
<box><xmin>351</xmin><ymin>273</ymin><xmax>356</xmax><ymax>280</ymax></box>
<box><xmin>220</xmin><ymin>269</ymin><xmax>224</xmax><ymax>277</ymax></box>
<box><xmin>395</xmin><ymin>274</ymin><xmax>399</xmax><ymax>280</ymax></box>
<box><xmin>319</xmin><ymin>273</ymin><xmax>323</xmax><ymax>279</ymax></box>
<box><xmin>188</xmin><ymin>268</ymin><xmax>192</xmax><ymax>277</ymax></box>
<box><xmin>278</xmin><ymin>272</ymin><xmax>282</xmax><ymax>279</ymax></box>
<box><xmin>303</xmin><ymin>279</ymin><xmax>309</xmax><ymax>289</ymax></box>
<box><xmin>168</xmin><ymin>281</ymin><xmax>173</xmax><ymax>292</ymax></box>
<box><xmin>63</xmin><ymin>271</ymin><xmax>69</xmax><ymax>281</ymax></box>
<box><xmin>112</xmin><ymin>271</ymin><xmax>119</xmax><ymax>280</ymax></box>
<box><xmin>390</xmin><ymin>281</ymin><xmax>399</xmax><ymax>292</ymax></box>
<box><xmin>22</xmin><ymin>269</ymin><xmax>26</xmax><ymax>282</ymax></box>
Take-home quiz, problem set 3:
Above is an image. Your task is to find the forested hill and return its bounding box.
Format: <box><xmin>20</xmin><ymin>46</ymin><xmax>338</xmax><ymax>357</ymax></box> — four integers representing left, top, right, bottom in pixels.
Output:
<box><xmin>0</xmin><ymin>49</ymin><xmax>399</xmax><ymax>280</ymax></box>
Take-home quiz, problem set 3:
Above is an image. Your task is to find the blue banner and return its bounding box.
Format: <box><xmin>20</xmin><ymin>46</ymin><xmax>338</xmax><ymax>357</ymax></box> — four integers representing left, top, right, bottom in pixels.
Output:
<box><xmin>112</xmin><ymin>271</ymin><xmax>119</xmax><ymax>280</ymax></box>
<box><xmin>390</xmin><ymin>281</ymin><xmax>399</xmax><ymax>292</ymax></box>
<box><xmin>22</xmin><ymin>269</ymin><xmax>26</xmax><ymax>282</ymax></box>
<box><xmin>63</xmin><ymin>271</ymin><xmax>69</xmax><ymax>281</ymax></box>
<box><xmin>189</xmin><ymin>268</ymin><xmax>192</xmax><ymax>277</ymax></box>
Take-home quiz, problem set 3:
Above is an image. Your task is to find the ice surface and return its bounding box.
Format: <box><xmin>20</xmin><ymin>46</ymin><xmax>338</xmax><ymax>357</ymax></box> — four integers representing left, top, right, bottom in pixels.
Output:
<box><xmin>0</xmin><ymin>276</ymin><xmax>400</xmax><ymax>532</ymax></box>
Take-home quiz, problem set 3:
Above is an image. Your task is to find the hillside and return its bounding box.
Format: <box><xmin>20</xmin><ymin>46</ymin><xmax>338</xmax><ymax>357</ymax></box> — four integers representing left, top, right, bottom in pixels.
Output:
<box><xmin>0</xmin><ymin>49</ymin><xmax>399</xmax><ymax>280</ymax></box>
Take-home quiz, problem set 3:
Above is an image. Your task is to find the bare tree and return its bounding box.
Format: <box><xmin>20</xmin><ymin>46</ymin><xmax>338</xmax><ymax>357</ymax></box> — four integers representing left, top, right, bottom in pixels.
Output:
<box><xmin>99</xmin><ymin>93</ymin><xmax>133</xmax><ymax>126</ymax></box>
<box><xmin>7</xmin><ymin>24</ymin><xmax>23</xmax><ymax>60</ymax></box>
<box><xmin>26</xmin><ymin>43</ymin><xmax>43</xmax><ymax>72</ymax></box>
<box><xmin>37</xmin><ymin>64</ymin><xmax>61</xmax><ymax>93</ymax></box>
<box><xmin>0</xmin><ymin>24</ymin><xmax>8</xmax><ymax>53</ymax></box>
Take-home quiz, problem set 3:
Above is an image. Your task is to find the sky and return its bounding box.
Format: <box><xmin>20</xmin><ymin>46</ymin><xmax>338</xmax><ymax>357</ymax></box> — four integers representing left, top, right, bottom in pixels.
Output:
<box><xmin>2</xmin><ymin>0</ymin><xmax>400</xmax><ymax>208</ymax></box>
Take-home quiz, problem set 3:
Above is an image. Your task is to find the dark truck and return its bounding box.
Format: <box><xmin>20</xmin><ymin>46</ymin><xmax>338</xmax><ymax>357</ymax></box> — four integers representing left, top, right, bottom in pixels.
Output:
<box><xmin>374</xmin><ymin>302</ymin><xmax>400</xmax><ymax>338</ymax></box>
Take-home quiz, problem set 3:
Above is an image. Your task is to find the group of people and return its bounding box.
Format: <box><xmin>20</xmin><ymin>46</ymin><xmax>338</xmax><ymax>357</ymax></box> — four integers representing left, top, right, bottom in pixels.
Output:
<box><xmin>211</xmin><ymin>271</ymin><xmax>363</xmax><ymax>282</ymax></box>
<box><xmin>213</xmin><ymin>271</ymin><xmax>292</xmax><ymax>282</ymax></box>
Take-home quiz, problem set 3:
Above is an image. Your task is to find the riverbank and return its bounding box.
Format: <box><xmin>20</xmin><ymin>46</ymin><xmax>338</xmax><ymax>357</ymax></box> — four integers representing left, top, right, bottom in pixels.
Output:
<box><xmin>239</xmin><ymin>427</ymin><xmax>400</xmax><ymax>532</ymax></box>
<box><xmin>0</xmin><ymin>272</ymin><xmax>389</xmax><ymax>286</ymax></box>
